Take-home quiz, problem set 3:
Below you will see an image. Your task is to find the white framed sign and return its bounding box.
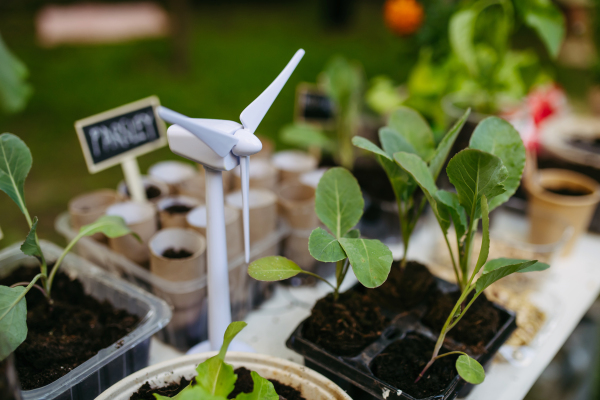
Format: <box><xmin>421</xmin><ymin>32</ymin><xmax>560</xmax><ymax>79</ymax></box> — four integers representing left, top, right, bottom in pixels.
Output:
<box><xmin>74</xmin><ymin>96</ymin><xmax>167</xmax><ymax>174</ymax></box>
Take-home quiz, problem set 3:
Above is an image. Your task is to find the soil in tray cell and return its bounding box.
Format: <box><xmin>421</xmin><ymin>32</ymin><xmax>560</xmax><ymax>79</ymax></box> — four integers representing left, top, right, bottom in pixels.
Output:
<box><xmin>164</xmin><ymin>204</ymin><xmax>193</xmax><ymax>214</ymax></box>
<box><xmin>162</xmin><ymin>248</ymin><xmax>194</xmax><ymax>259</ymax></box>
<box><xmin>544</xmin><ymin>186</ymin><xmax>592</xmax><ymax>196</ymax></box>
<box><xmin>302</xmin><ymin>291</ymin><xmax>388</xmax><ymax>357</ymax></box>
<box><xmin>366</xmin><ymin>261</ymin><xmax>435</xmax><ymax>313</ymax></box>
<box><xmin>130</xmin><ymin>368</ymin><xmax>306</xmax><ymax>400</ymax></box>
<box><xmin>126</xmin><ymin>184</ymin><xmax>162</xmax><ymax>199</ymax></box>
<box><xmin>422</xmin><ymin>289</ymin><xmax>500</xmax><ymax>354</ymax></box>
<box><xmin>371</xmin><ymin>332</ymin><xmax>459</xmax><ymax>398</ymax></box>
<box><xmin>0</xmin><ymin>266</ymin><xmax>140</xmax><ymax>390</ymax></box>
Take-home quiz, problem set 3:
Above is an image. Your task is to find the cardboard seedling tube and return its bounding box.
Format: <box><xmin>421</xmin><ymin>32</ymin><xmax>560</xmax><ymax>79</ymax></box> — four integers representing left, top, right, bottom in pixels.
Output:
<box><xmin>148</xmin><ymin>160</ymin><xmax>198</xmax><ymax>194</ymax></box>
<box><xmin>149</xmin><ymin>228</ymin><xmax>206</xmax><ymax>282</ymax></box>
<box><xmin>525</xmin><ymin>168</ymin><xmax>600</xmax><ymax>254</ymax></box>
<box><xmin>283</xmin><ymin>230</ymin><xmax>316</xmax><ymax>272</ymax></box>
<box><xmin>68</xmin><ymin>189</ymin><xmax>119</xmax><ymax>241</ymax></box>
<box><xmin>271</xmin><ymin>150</ymin><xmax>318</xmax><ymax>183</ymax></box>
<box><xmin>232</xmin><ymin>158</ymin><xmax>278</xmax><ymax>191</ymax></box>
<box><xmin>186</xmin><ymin>205</ymin><xmax>243</xmax><ymax>261</ymax></box>
<box><xmin>106</xmin><ymin>201</ymin><xmax>157</xmax><ymax>264</ymax></box>
<box><xmin>176</xmin><ymin>173</ymin><xmax>205</xmax><ymax>202</ymax></box>
<box><xmin>300</xmin><ymin>168</ymin><xmax>328</xmax><ymax>189</ymax></box>
<box><xmin>117</xmin><ymin>175</ymin><xmax>170</xmax><ymax>204</ymax></box>
<box><xmin>277</xmin><ymin>182</ymin><xmax>318</xmax><ymax>230</ymax></box>
<box><xmin>226</xmin><ymin>189</ymin><xmax>277</xmax><ymax>244</ymax></box>
<box><xmin>157</xmin><ymin>195</ymin><xmax>202</xmax><ymax>229</ymax></box>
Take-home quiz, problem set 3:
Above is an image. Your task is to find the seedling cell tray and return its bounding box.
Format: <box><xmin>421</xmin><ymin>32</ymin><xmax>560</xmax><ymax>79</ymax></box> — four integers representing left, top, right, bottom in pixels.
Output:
<box><xmin>286</xmin><ymin>278</ymin><xmax>517</xmax><ymax>400</ymax></box>
<box><xmin>0</xmin><ymin>241</ymin><xmax>171</xmax><ymax>400</ymax></box>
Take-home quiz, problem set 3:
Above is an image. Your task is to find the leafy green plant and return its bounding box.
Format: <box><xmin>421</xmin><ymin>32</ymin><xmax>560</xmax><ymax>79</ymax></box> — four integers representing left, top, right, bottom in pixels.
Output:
<box><xmin>248</xmin><ymin>167</ymin><xmax>393</xmax><ymax>299</ymax></box>
<box><xmin>393</xmin><ymin>117</ymin><xmax>549</xmax><ymax>384</ymax></box>
<box><xmin>0</xmin><ymin>133</ymin><xmax>135</xmax><ymax>361</ymax></box>
<box><xmin>352</xmin><ymin>106</ymin><xmax>470</xmax><ymax>268</ymax></box>
<box><xmin>280</xmin><ymin>56</ymin><xmax>364</xmax><ymax>170</ymax></box>
<box><xmin>0</xmin><ymin>34</ymin><xmax>32</xmax><ymax>114</ymax></box>
<box><xmin>154</xmin><ymin>322</ymin><xmax>279</xmax><ymax>400</ymax></box>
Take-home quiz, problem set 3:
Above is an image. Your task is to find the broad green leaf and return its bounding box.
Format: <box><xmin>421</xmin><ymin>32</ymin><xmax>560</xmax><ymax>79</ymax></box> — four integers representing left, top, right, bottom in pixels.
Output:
<box><xmin>352</xmin><ymin>136</ymin><xmax>391</xmax><ymax>160</ymax></box>
<box><xmin>446</xmin><ymin>149</ymin><xmax>508</xmax><ymax>219</ymax></box>
<box><xmin>0</xmin><ymin>34</ymin><xmax>32</xmax><ymax>113</ymax></box>
<box><xmin>378</xmin><ymin>127</ymin><xmax>418</xmax><ymax>157</ymax></box>
<box><xmin>308</xmin><ymin>227</ymin><xmax>346</xmax><ymax>262</ymax></box>
<box><xmin>469</xmin><ymin>117</ymin><xmax>526</xmax><ymax>211</ymax></box>
<box><xmin>338</xmin><ymin>238</ymin><xmax>392</xmax><ymax>288</ymax></box>
<box><xmin>153</xmin><ymin>385</ymin><xmax>221</xmax><ymax>400</ymax></box>
<box><xmin>515</xmin><ymin>0</ymin><xmax>564</xmax><ymax>58</ymax></box>
<box><xmin>456</xmin><ymin>355</ymin><xmax>485</xmax><ymax>384</ymax></box>
<box><xmin>435</xmin><ymin>190</ymin><xmax>467</xmax><ymax>240</ymax></box>
<box><xmin>280</xmin><ymin>124</ymin><xmax>333</xmax><ymax>152</ymax></box>
<box><xmin>394</xmin><ymin>152</ymin><xmax>450</xmax><ymax>233</ymax></box>
<box><xmin>0</xmin><ymin>133</ymin><xmax>32</xmax><ymax>215</ymax></box>
<box><xmin>428</xmin><ymin>108</ymin><xmax>470</xmax><ymax>180</ymax></box>
<box><xmin>450</xmin><ymin>9</ymin><xmax>478</xmax><ymax>76</ymax></box>
<box><xmin>20</xmin><ymin>217</ymin><xmax>42</xmax><ymax>258</ymax></box>
<box><xmin>235</xmin><ymin>371</ymin><xmax>279</xmax><ymax>400</ymax></box>
<box><xmin>219</xmin><ymin>321</ymin><xmax>247</xmax><ymax>360</ymax></box>
<box><xmin>315</xmin><ymin>167</ymin><xmax>363</xmax><ymax>238</ymax></box>
<box><xmin>378</xmin><ymin>154</ymin><xmax>416</xmax><ymax>203</ymax></box>
<box><xmin>248</xmin><ymin>256</ymin><xmax>302</xmax><ymax>281</ymax></box>
<box><xmin>387</xmin><ymin>107</ymin><xmax>435</xmax><ymax>161</ymax></box>
<box><xmin>344</xmin><ymin>228</ymin><xmax>360</xmax><ymax>238</ymax></box>
<box><xmin>79</xmin><ymin>215</ymin><xmax>135</xmax><ymax>239</ymax></box>
<box><xmin>195</xmin><ymin>357</ymin><xmax>236</xmax><ymax>397</ymax></box>
<box><xmin>0</xmin><ymin>285</ymin><xmax>27</xmax><ymax>361</ymax></box>
<box><xmin>519</xmin><ymin>261</ymin><xmax>550</xmax><ymax>273</ymax></box>
<box><xmin>473</xmin><ymin>196</ymin><xmax>490</xmax><ymax>275</ymax></box>
<box><xmin>476</xmin><ymin>259</ymin><xmax>538</xmax><ymax>294</ymax></box>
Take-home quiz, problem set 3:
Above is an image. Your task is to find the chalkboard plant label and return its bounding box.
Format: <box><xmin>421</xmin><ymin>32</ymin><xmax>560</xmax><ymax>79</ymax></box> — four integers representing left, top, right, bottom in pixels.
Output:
<box><xmin>294</xmin><ymin>83</ymin><xmax>335</xmax><ymax>129</ymax></box>
<box><xmin>74</xmin><ymin>96</ymin><xmax>167</xmax><ymax>173</ymax></box>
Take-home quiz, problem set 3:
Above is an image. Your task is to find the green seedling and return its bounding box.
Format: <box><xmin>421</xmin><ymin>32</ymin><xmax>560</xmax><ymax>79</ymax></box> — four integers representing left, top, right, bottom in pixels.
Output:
<box><xmin>352</xmin><ymin>106</ymin><xmax>470</xmax><ymax>268</ymax></box>
<box><xmin>154</xmin><ymin>322</ymin><xmax>279</xmax><ymax>400</ymax></box>
<box><xmin>394</xmin><ymin>117</ymin><xmax>549</xmax><ymax>384</ymax></box>
<box><xmin>0</xmin><ymin>133</ymin><xmax>136</xmax><ymax>361</ymax></box>
<box><xmin>248</xmin><ymin>167</ymin><xmax>393</xmax><ymax>299</ymax></box>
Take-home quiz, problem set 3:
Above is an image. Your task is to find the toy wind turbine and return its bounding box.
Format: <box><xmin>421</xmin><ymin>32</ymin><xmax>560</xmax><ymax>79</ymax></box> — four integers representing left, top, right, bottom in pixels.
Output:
<box><xmin>157</xmin><ymin>49</ymin><xmax>305</xmax><ymax>350</ymax></box>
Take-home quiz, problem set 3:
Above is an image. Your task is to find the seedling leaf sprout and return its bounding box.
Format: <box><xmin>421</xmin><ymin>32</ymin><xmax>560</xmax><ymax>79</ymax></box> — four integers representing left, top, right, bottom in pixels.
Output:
<box><xmin>0</xmin><ymin>133</ymin><xmax>135</xmax><ymax>361</ymax></box>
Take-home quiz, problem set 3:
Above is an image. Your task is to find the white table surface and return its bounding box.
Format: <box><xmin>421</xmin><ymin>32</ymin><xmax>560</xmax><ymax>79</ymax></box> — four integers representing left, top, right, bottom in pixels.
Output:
<box><xmin>149</xmin><ymin>221</ymin><xmax>600</xmax><ymax>400</ymax></box>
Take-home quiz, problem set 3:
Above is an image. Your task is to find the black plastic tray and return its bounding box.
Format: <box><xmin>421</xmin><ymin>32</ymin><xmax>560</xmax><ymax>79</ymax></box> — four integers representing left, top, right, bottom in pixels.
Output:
<box><xmin>286</xmin><ymin>278</ymin><xmax>517</xmax><ymax>400</ymax></box>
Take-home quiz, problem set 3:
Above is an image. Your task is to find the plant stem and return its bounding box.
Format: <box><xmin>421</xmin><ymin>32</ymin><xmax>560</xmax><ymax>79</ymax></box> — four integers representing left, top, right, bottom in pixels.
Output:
<box><xmin>46</xmin><ymin>232</ymin><xmax>83</xmax><ymax>298</ymax></box>
<box><xmin>302</xmin><ymin>271</ymin><xmax>337</xmax><ymax>295</ymax></box>
<box><xmin>442</xmin><ymin>234</ymin><xmax>462</xmax><ymax>290</ymax></box>
<box><xmin>10</xmin><ymin>282</ymin><xmax>48</xmax><ymax>298</ymax></box>
<box><xmin>399</xmin><ymin>200</ymin><xmax>409</xmax><ymax>268</ymax></box>
<box><xmin>0</xmin><ymin>274</ymin><xmax>43</xmax><ymax>322</ymax></box>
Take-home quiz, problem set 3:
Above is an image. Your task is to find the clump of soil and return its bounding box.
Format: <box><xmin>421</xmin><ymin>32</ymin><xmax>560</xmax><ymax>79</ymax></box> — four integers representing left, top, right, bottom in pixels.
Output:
<box><xmin>164</xmin><ymin>204</ymin><xmax>193</xmax><ymax>214</ymax></box>
<box><xmin>125</xmin><ymin>184</ymin><xmax>162</xmax><ymax>199</ymax></box>
<box><xmin>367</xmin><ymin>261</ymin><xmax>435</xmax><ymax>312</ymax></box>
<box><xmin>302</xmin><ymin>291</ymin><xmax>388</xmax><ymax>357</ymax></box>
<box><xmin>162</xmin><ymin>248</ymin><xmax>193</xmax><ymax>259</ymax></box>
<box><xmin>422</xmin><ymin>289</ymin><xmax>500</xmax><ymax>354</ymax></box>
<box><xmin>371</xmin><ymin>333</ymin><xmax>459</xmax><ymax>398</ymax></box>
<box><xmin>0</xmin><ymin>266</ymin><xmax>140</xmax><ymax>390</ymax></box>
<box><xmin>544</xmin><ymin>186</ymin><xmax>592</xmax><ymax>196</ymax></box>
<box><xmin>129</xmin><ymin>368</ymin><xmax>306</xmax><ymax>400</ymax></box>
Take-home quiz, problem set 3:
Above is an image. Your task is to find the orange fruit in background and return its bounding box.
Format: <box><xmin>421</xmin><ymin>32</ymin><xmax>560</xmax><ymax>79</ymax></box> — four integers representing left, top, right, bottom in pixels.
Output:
<box><xmin>384</xmin><ymin>0</ymin><xmax>424</xmax><ymax>36</ymax></box>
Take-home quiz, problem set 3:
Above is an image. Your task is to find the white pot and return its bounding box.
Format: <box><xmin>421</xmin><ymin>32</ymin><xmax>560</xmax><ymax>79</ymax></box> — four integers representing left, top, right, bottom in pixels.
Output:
<box><xmin>94</xmin><ymin>352</ymin><xmax>351</xmax><ymax>400</ymax></box>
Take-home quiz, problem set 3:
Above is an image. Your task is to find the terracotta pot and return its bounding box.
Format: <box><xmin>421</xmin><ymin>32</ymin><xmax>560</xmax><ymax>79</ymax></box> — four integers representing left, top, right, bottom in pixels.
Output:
<box><xmin>524</xmin><ymin>168</ymin><xmax>600</xmax><ymax>254</ymax></box>
<box><xmin>94</xmin><ymin>352</ymin><xmax>352</xmax><ymax>400</ymax></box>
<box><xmin>117</xmin><ymin>175</ymin><xmax>170</xmax><ymax>204</ymax></box>
<box><xmin>271</xmin><ymin>150</ymin><xmax>318</xmax><ymax>183</ymax></box>
<box><xmin>68</xmin><ymin>189</ymin><xmax>119</xmax><ymax>244</ymax></box>
<box><xmin>157</xmin><ymin>195</ymin><xmax>202</xmax><ymax>228</ymax></box>
<box><xmin>226</xmin><ymin>189</ymin><xmax>277</xmax><ymax>244</ymax></box>
<box><xmin>277</xmin><ymin>182</ymin><xmax>317</xmax><ymax>230</ymax></box>
<box><xmin>149</xmin><ymin>228</ymin><xmax>206</xmax><ymax>282</ymax></box>
<box><xmin>148</xmin><ymin>160</ymin><xmax>198</xmax><ymax>194</ymax></box>
<box><xmin>232</xmin><ymin>158</ymin><xmax>278</xmax><ymax>191</ymax></box>
<box><xmin>105</xmin><ymin>201</ymin><xmax>157</xmax><ymax>264</ymax></box>
<box><xmin>186</xmin><ymin>205</ymin><xmax>243</xmax><ymax>261</ymax></box>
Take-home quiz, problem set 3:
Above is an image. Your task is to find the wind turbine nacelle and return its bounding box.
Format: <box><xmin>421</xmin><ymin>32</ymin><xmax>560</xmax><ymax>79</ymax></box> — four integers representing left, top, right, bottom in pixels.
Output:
<box><xmin>166</xmin><ymin>122</ymin><xmax>239</xmax><ymax>171</ymax></box>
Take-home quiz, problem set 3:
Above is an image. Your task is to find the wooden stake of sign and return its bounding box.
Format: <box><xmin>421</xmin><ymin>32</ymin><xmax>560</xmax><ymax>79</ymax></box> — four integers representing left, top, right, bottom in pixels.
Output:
<box><xmin>0</xmin><ymin>225</ymin><xmax>3</xmax><ymax>241</ymax></box>
<box><xmin>74</xmin><ymin>96</ymin><xmax>167</xmax><ymax>202</ymax></box>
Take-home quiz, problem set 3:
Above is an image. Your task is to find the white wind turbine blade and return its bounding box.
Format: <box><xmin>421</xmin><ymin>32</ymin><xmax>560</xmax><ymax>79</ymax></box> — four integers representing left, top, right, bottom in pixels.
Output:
<box><xmin>158</xmin><ymin>106</ymin><xmax>240</xmax><ymax>158</ymax></box>
<box><xmin>240</xmin><ymin>49</ymin><xmax>305</xmax><ymax>134</ymax></box>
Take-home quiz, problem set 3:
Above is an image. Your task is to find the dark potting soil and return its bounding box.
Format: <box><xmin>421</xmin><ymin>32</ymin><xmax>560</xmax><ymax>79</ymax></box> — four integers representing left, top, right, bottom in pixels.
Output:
<box><xmin>162</xmin><ymin>248</ymin><xmax>194</xmax><ymax>259</ymax></box>
<box><xmin>164</xmin><ymin>204</ymin><xmax>193</xmax><ymax>214</ymax></box>
<box><xmin>422</xmin><ymin>289</ymin><xmax>500</xmax><ymax>354</ymax></box>
<box><xmin>371</xmin><ymin>333</ymin><xmax>459</xmax><ymax>398</ymax></box>
<box><xmin>544</xmin><ymin>186</ymin><xmax>592</xmax><ymax>196</ymax></box>
<box><xmin>0</xmin><ymin>266</ymin><xmax>140</xmax><ymax>390</ymax></box>
<box><xmin>366</xmin><ymin>261</ymin><xmax>435</xmax><ymax>313</ymax></box>
<box><xmin>125</xmin><ymin>184</ymin><xmax>162</xmax><ymax>199</ymax></box>
<box><xmin>129</xmin><ymin>368</ymin><xmax>306</xmax><ymax>400</ymax></box>
<box><xmin>302</xmin><ymin>291</ymin><xmax>388</xmax><ymax>357</ymax></box>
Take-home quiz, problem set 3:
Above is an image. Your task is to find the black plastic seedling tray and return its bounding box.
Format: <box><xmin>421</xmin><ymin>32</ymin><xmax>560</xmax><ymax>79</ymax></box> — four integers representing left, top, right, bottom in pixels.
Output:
<box><xmin>287</xmin><ymin>278</ymin><xmax>517</xmax><ymax>400</ymax></box>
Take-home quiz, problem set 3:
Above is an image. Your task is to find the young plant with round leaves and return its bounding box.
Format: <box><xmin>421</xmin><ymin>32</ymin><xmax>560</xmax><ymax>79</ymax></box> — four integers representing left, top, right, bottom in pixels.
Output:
<box><xmin>154</xmin><ymin>322</ymin><xmax>279</xmax><ymax>400</ymax></box>
<box><xmin>352</xmin><ymin>106</ymin><xmax>470</xmax><ymax>267</ymax></box>
<box><xmin>0</xmin><ymin>133</ymin><xmax>136</xmax><ymax>361</ymax></box>
<box><xmin>394</xmin><ymin>118</ymin><xmax>550</xmax><ymax>385</ymax></box>
<box><xmin>248</xmin><ymin>167</ymin><xmax>393</xmax><ymax>300</ymax></box>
